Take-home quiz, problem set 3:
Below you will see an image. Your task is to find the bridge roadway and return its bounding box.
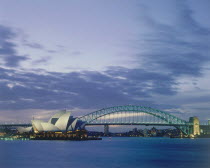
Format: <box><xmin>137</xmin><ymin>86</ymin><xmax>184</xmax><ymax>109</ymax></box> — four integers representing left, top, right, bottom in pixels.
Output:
<box><xmin>0</xmin><ymin>123</ymin><xmax>31</xmax><ymax>127</ymax></box>
<box><xmin>85</xmin><ymin>123</ymin><xmax>192</xmax><ymax>126</ymax></box>
<box><xmin>0</xmin><ymin>123</ymin><xmax>193</xmax><ymax>127</ymax></box>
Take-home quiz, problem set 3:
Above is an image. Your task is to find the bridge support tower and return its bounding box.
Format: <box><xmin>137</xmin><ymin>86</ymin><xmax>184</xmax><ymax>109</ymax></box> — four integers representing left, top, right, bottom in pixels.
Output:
<box><xmin>104</xmin><ymin>125</ymin><xmax>109</xmax><ymax>136</ymax></box>
<box><xmin>189</xmin><ymin>117</ymin><xmax>200</xmax><ymax>136</ymax></box>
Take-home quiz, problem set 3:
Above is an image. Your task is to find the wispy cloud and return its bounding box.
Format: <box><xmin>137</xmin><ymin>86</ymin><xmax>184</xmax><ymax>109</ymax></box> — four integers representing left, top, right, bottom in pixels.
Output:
<box><xmin>32</xmin><ymin>56</ymin><xmax>51</xmax><ymax>65</ymax></box>
<box><xmin>0</xmin><ymin>66</ymin><xmax>178</xmax><ymax>111</ymax></box>
<box><xmin>22</xmin><ymin>40</ymin><xmax>44</xmax><ymax>49</ymax></box>
<box><xmin>0</xmin><ymin>25</ymin><xmax>29</xmax><ymax>67</ymax></box>
<box><xmin>136</xmin><ymin>1</ymin><xmax>210</xmax><ymax>77</ymax></box>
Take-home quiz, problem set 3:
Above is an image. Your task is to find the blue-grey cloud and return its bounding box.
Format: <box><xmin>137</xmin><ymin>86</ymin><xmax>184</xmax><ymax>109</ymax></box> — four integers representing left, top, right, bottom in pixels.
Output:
<box><xmin>0</xmin><ymin>25</ymin><xmax>29</xmax><ymax>67</ymax></box>
<box><xmin>136</xmin><ymin>1</ymin><xmax>210</xmax><ymax>77</ymax></box>
<box><xmin>0</xmin><ymin>66</ymin><xmax>177</xmax><ymax>111</ymax></box>
<box><xmin>22</xmin><ymin>40</ymin><xmax>44</xmax><ymax>49</ymax></box>
<box><xmin>47</xmin><ymin>50</ymin><xmax>57</xmax><ymax>53</ymax></box>
<box><xmin>32</xmin><ymin>56</ymin><xmax>51</xmax><ymax>65</ymax></box>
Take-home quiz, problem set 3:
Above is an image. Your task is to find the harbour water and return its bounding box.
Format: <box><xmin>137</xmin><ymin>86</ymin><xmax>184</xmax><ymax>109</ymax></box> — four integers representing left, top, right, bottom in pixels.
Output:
<box><xmin>0</xmin><ymin>137</ymin><xmax>209</xmax><ymax>168</ymax></box>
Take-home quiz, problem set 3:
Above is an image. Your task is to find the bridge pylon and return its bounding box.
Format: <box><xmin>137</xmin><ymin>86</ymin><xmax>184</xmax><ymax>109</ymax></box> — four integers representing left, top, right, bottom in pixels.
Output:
<box><xmin>104</xmin><ymin>125</ymin><xmax>109</xmax><ymax>135</ymax></box>
<box><xmin>189</xmin><ymin>117</ymin><xmax>200</xmax><ymax>136</ymax></box>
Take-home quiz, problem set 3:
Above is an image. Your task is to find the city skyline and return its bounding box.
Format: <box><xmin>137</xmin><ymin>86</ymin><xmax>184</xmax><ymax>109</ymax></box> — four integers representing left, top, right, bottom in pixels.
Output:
<box><xmin>0</xmin><ymin>0</ymin><xmax>210</xmax><ymax>122</ymax></box>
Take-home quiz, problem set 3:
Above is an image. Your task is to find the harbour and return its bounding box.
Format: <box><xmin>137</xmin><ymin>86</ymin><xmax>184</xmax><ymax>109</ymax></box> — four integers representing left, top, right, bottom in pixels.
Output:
<box><xmin>0</xmin><ymin>137</ymin><xmax>209</xmax><ymax>168</ymax></box>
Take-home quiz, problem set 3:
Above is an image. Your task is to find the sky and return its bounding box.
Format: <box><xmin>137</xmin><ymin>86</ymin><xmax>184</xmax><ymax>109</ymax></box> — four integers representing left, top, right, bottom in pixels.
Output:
<box><xmin>0</xmin><ymin>0</ymin><xmax>210</xmax><ymax>124</ymax></box>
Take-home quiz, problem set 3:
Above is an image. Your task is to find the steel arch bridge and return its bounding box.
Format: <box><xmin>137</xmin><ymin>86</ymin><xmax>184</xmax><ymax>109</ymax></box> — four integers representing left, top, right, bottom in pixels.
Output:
<box><xmin>79</xmin><ymin>105</ymin><xmax>191</xmax><ymax>135</ymax></box>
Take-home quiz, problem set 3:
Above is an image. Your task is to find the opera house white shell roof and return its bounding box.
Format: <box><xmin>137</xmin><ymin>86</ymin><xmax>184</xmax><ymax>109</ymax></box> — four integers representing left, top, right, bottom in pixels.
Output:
<box><xmin>17</xmin><ymin>126</ymin><xmax>32</xmax><ymax>134</ymax></box>
<box><xmin>31</xmin><ymin>110</ymin><xmax>85</xmax><ymax>133</ymax></box>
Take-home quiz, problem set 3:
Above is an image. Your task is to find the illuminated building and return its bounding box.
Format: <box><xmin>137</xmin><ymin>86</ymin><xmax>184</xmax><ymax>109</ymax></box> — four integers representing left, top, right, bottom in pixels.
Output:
<box><xmin>31</xmin><ymin>110</ymin><xmax>85</xmax><ymax>133</ymax></box>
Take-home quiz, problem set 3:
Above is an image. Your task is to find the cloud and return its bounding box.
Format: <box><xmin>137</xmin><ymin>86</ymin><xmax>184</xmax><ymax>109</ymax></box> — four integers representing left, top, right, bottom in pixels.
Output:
<box><xmin>70</xmin><ymin>51</ymin><xmax>83</xmax><ymax>56</ymax></box>
<box><xmin>47</xmin><ymin>50</ymin><xmax>57</xmax><ymax>53</ymax></box>
<box><xmin>0</xmin><ymin>66</ymin><xmax>178</xmax><ymax>111</ymax></box>
<box><xmin>0</xmin><ymin>25</ymin><xmax>29</xmax><ymax>67</ymax></box>
<box><xmin>136</xmin><ymin>1</ymin><xmax>210</xmax><ymax>77</ymax></box>
<box><xmin>22</xmin><ymin>40</ymin><xmax>44</xmax><ymax>49</ymax></box>
<box><xmin>4</xmin><ymin>64</ymin><xmax>210</xmax><ymax>121</ymax></box>
<box><xmin>4</xmin><ymin>55</ymin><xmax>29</xmax><ymax>67</ymax></box>
<box><xmin>32</xmin><ymin>56</ymin><xmax>51</xmax><ymax>65</ymax></box>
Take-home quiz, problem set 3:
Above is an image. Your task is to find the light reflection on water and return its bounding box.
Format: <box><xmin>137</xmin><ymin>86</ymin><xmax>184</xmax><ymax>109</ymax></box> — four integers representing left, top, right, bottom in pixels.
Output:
<box><xmin>0</xmin><ymin>137</ymin><xmax>209</xmax><ymax>168</ymax></box>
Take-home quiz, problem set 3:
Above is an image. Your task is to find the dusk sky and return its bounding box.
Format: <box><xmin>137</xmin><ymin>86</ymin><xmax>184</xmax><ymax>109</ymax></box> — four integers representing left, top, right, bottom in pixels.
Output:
<box><xmin>0</xmin><ymin>0</ymin><xmax>210</xmax><ymax>123</ymax></box>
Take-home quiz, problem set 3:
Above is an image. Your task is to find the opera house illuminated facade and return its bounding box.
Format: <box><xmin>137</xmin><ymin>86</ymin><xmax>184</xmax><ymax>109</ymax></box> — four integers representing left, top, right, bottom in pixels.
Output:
<box><xmin>17</xmin><ymin>110</ymin><xmax>85</xmax><ymax>134</ymax></box>
<box><xmin>32</xmin><ymin>110</ymin><xmax>85</xmax><ymax>133</ymax></box>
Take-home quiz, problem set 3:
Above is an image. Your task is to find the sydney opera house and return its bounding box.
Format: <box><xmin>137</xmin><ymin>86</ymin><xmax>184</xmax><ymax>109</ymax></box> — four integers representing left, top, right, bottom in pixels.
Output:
<box><xmin>17</xmin><ymin>110</ymin><xmax>85</xmax><ymax>134</ymax></box>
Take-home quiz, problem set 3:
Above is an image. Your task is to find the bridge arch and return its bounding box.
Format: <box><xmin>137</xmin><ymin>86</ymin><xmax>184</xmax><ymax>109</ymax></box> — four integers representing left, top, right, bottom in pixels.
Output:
<box><xmin>79</xmin><ymin>105</ymin><xmax>190</xmax><ymax>135</ymax></box>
